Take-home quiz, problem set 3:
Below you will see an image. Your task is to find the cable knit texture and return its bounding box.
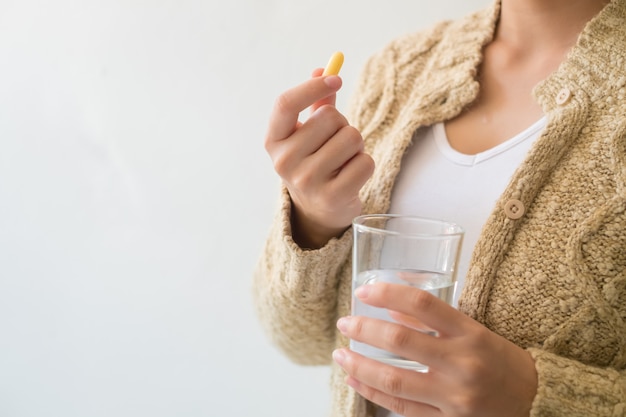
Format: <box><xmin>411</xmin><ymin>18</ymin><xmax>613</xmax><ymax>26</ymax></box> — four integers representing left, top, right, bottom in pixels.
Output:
<box><xmin>253</xmin><ymin>1</ymin><xmax>626</xmax><ymax>416</ymax></box>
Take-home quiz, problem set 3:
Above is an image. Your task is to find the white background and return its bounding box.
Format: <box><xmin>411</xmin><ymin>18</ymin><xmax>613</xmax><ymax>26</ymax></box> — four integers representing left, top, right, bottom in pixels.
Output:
<box><xmin>0</xmin><ymin>1</ymin><xmax>489</xmax><ymax>416</ymax></box>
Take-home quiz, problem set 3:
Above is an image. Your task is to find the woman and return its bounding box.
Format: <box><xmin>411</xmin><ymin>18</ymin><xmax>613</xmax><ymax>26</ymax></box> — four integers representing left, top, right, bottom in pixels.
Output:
<box><xmin>254</xmin><ymin>0</ymin><xmax>626</xmax><ymax>416</ymax></box>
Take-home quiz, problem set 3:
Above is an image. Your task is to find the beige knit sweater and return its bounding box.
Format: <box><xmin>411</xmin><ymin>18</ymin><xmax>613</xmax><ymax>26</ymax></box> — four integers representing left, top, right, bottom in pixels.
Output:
<box><xmin>253</xmin><ymin>1</ymin><xmax>626</xmax><ymax>416</ymax></box>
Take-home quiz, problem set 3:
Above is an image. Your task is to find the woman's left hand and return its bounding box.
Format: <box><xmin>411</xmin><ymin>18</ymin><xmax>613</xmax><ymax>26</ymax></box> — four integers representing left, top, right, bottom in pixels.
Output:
<box><xmin>333</xmin><ymin>282</ymin><xmax>538</xmax><ymax>417</ymax></box>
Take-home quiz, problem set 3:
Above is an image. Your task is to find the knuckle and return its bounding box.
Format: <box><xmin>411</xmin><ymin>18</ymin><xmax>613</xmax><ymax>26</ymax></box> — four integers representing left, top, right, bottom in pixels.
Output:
<box><xmin>272</xmin><ymin>151</ymin><xmax>293</xmax><ymax>177</ymax></box>
<box><xmin>291</xmin><ymin>170</ymin><xmax>314</xmax><ymax>191</ymax></box>
<box><xmin>460</xmin><ymin>356</ymin><xmax>489</xmax><ymax>383</ymax></box>
<box><xmin>314</xmin><ymin>103</ymin><xmax>335</xmax><ymax>116</ymax></box>
<box><xmin>387</xmin><ymin>397</ymin><xmax>407</xmax><ymax>416</ymax></box>
<box><xmin>313</xmin><ymin>104</ymin><xmax>349</xmax><ymax>130</ymax></box>
<box><xmin>274</xmin><ymin>92</ymin><xmax>295</xmax><ymax>115</ymax></box>
<box><xmin>381</xmin><ymin>368</ymin><xmax>404</xmax><ymax>395</ymax></box>
<box><xmin>357</xmin><ymin>153</ymin><xmax>375</xmax><ymax>176</ymax></box>
<box><xmin>342</xmin><ymin>124</ymin><xmax>362</xmax><ymax>138</ymax></box>
<box><xmin>316</xmin><ymin>104</ymin><xmax>347</xmax><ymax>124</ymax></box>
<box><xmin>351</xmin><ymin>316</ymin><xmax>365</xmax><ymax>337</ymax></box>
<box><xmin>408</xmin><ymin>289</ymin><xmax>435</xmax><ymax>313</ymax></box>
<box><xmin>339</xmin><ymin>126</ymin><xmax>363</xmax><ymax>149</ymax></box>
<box><xmin>263</xmin><ymin>135</ymin><xmax>272</xmax><ymax>153</ymax></box>
<box><xmin>452</xmin><ymin>392</ymin><xmax>482</xmax><ymax>417</ymax></box>
<box><xmin>386</xmin><ymin>326</ymin><xmax>412</xmax><ymax>350</ymax></box>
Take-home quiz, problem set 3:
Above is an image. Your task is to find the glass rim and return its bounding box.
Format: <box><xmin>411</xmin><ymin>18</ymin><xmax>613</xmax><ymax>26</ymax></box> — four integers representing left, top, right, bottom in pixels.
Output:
<box><xmin>352</xmin><ymin>214</ymin><xmax>464</xmax><ymax>237</ymax></box>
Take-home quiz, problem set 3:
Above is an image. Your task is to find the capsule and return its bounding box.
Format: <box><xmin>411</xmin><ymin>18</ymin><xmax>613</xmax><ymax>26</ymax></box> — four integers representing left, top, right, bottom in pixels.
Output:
<box><xmin>322</xmin><ymin>51</ymin><xmax>344</xmax><ymax>76</ymax></box>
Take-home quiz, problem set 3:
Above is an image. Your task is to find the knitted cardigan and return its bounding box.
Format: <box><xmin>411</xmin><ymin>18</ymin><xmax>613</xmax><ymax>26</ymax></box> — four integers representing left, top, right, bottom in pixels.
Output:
<box><xmin>253</xmin><ymin>0</ymin><xmax>626</xmax><ymax>416</ymax></box>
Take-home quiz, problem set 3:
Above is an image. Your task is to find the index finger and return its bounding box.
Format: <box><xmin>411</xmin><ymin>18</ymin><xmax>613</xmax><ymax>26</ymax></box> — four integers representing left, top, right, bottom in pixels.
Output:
<box><xmin>266</xmin><ymin>75</ymin><xmax>342</xmax><ymax>142</ymax></box>
<box><xmin>355</xmin><ymin>283</ymin><xmax>470</xmax><ymax>337</ymax></box>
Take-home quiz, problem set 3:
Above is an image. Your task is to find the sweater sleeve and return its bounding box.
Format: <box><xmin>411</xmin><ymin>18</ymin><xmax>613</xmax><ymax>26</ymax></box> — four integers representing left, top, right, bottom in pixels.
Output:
<box><xmin>252</xmin><ymin>187</ymin><xmax>352</xmax><ymax>365</ymax></box>
<box><xmin>527</xmin><ymin>348</ymin><xmax>626</xmax><ymax>416</ymax></box>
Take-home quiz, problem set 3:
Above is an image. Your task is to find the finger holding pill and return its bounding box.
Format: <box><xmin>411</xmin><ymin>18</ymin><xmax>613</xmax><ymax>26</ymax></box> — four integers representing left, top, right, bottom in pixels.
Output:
<box><xmin>311</xmin><ymin>52</ymin><xmax>344</xmax><ymax>112</ymax></box>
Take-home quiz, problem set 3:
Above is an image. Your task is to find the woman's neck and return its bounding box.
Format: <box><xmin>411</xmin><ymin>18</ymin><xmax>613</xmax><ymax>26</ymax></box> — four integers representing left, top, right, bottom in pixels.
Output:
<box><xmin>496</xmin><ymin>0</ymin><xmax>610</xmax><ymax>57</ymax></box>
<box><xmin>444</xmin><ymin>0</ymin><xmax>611</xmax><ymax>155</ymax></box>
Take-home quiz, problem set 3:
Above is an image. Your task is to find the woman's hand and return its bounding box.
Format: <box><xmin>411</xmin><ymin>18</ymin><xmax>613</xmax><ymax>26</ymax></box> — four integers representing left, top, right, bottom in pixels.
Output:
<box><xmin>264</xmin><ymin>70</ymin><xmax>375</xmax><ymax>249</ymax></box>
<box><xmin>333</xmin><ymin>283</ymin><xmax>538</xmax><ymax>417</ymax></box>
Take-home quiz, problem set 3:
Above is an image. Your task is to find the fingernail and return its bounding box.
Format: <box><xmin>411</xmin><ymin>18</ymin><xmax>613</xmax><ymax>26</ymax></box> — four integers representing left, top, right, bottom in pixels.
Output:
<box><xmin>355</xmin><ymin>285</ymin><xmax>370</xmax><ymax>299</ymax></box>
<box><xmin>324</xmin><ymin>75</ymin><xmax>342</xmax><ymax>89</ymax></box>
<box><xmin>337</xmin><ymin>317</ymin><xmax>350</xmax><ymax>334</ymax></box>
<box><xmin>332</xmin><ymin>349</ymin><xmax>346</xmax><ymax>365</ymax></box>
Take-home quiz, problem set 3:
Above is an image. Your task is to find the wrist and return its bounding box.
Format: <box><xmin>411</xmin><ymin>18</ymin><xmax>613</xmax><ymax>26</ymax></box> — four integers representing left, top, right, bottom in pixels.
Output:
<box><xmin>290</xmin><ymin>204</ymin><xmax>349</xmax><ymax>249</ymax></box>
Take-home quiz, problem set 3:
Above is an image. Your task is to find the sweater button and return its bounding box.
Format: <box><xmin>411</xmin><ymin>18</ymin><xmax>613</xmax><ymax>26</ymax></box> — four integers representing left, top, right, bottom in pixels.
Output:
<box><xmin>504</xmin><ymin>199</ymin><xmax>525</xmax><ymax>220</ymax></box>
<box><xmin>556</xmin><ymin>88</ymin><xmax>572</xmax><ymax>105</ymax></box>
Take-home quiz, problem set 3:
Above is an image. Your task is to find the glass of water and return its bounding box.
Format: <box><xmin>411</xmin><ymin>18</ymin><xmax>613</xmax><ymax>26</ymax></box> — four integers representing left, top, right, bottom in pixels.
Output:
<box><xmin>351</xmin><ymin>214</ymin><xmax>464</xmax><ymax>372</ymax></box>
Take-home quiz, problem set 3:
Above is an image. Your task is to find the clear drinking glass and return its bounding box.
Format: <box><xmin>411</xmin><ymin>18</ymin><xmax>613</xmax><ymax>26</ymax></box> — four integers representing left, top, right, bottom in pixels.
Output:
<box><xmin>351</xmin><ymin>214</ymin><xmax>464</xmax><ymax>372</ymax></box>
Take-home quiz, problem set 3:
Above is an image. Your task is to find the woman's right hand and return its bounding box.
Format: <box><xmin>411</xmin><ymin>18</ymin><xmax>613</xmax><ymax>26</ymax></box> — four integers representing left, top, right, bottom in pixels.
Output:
<box><xmin>264</xmin><ymin>70</ymin><xmax>375</xmax><ymax>249</ymax></box>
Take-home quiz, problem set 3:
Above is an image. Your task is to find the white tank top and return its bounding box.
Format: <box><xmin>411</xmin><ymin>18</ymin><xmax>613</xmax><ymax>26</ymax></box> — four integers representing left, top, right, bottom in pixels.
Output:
<box><xmin>377</xmin><ymin>117</ymin><xmax>546</xmax><ymax>417</ymax></box>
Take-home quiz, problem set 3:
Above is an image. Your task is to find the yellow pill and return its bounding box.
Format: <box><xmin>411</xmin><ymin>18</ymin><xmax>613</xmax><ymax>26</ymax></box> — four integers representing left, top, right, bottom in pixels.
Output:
<box><xmin>322</xmin><ymin>51</ymin><xmax>344</xmax><ymax>76</ymax></box>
